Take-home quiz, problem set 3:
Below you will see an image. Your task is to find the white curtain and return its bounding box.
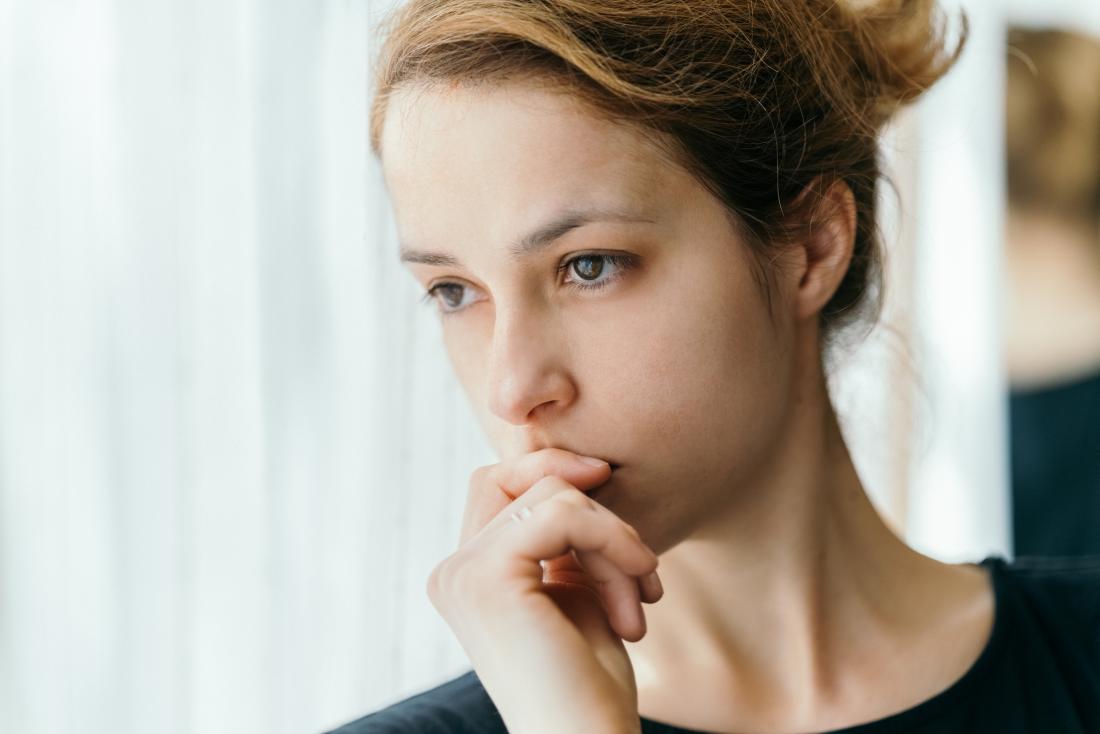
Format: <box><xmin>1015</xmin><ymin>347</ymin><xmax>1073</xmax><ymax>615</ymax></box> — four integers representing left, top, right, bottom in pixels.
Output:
<box><xmin>0</xmin><ymin>1</ymin><xmax>488</xmax><ymax>731</ymax></box>
<box><xmin>11</xmin><ymin>0</ymin><xmax>1096</xmax><ymax>731</ymax></box>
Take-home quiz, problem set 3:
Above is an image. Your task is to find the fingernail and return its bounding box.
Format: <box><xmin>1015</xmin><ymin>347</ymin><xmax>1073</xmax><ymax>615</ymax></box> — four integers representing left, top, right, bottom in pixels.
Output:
<box><xmin>579</xmin><ymin>456</ymin><xmax>609</xmax><ymax>467</ymax></box>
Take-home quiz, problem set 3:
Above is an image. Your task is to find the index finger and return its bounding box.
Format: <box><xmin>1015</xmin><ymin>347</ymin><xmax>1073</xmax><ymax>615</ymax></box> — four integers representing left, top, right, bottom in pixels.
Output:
<box><xmin>458</xmin><ymin>448</ymin><xmax>614</xmax><ymax>545</ymax></box>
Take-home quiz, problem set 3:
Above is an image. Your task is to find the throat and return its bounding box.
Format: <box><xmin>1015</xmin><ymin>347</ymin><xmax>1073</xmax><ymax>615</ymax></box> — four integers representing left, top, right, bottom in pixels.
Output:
<box><xmin>628</xmin><ymin>556</ymin><xmax>995</xmax><ymax>734</ymax></box>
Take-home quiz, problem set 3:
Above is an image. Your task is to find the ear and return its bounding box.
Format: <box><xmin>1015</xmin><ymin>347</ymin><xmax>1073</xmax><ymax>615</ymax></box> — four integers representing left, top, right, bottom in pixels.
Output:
<box><xmin>793</xmin><ymin>178</ymin><xmax>857</xmax><ymax>321</ymax></box>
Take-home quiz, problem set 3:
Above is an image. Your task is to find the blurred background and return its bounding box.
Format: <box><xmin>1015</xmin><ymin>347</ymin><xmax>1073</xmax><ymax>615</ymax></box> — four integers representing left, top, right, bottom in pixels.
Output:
<box><xmin>0</xmin><ymin>0</ymin><xmax>1097</xmax><ymax>732</ymax></box>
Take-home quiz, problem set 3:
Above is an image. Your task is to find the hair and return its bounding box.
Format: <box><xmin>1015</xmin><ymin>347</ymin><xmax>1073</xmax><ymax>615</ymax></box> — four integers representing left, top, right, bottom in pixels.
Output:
<box><xmin>368</xmin><ymin>0</ymin><xmax>969</xmax><ymax>346</ymax></box>
<box><xmin>1005</xmin><ymin>27</ymin><xmax>1100</xmax><ymax>231</ymax></box>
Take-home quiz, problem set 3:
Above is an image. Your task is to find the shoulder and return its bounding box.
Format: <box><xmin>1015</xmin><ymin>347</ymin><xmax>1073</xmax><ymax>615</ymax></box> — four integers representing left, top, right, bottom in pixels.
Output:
<box><xmin>991</xmin><ymin>553</ymin><xmax>1100</xmax><ymax>653</ymax></box>
<box><xmin>322</xmin><ymin>669</ymin><xmax>505</xmax><ymax>734</ymax></box>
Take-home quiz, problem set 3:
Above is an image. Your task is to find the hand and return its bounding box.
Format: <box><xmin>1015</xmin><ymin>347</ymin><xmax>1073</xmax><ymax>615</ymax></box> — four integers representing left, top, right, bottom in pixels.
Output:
<box><xmin>426</xmin><ymin>449</ymin><xmax>663</xmax><ymax>734</ymax></box>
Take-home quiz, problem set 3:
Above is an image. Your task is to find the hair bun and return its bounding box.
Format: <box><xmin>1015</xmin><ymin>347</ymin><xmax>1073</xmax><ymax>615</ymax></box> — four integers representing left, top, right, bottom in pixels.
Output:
<box><xmin>824</xmin><ymin>0</ymin><xmax>970</xmax><ymax>129</ymax></box>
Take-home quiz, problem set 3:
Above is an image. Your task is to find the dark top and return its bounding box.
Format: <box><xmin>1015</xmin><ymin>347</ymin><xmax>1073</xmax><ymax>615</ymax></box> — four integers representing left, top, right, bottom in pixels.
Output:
<box><xmin>1010</xmin><ymin>368</ymin><xmax>1100</xmax><ymax>557</ymax></box>
<box><xmin>327</xmin><ymin>555</ymin><xmax>1100</xmax><ymax>734</ymax></box>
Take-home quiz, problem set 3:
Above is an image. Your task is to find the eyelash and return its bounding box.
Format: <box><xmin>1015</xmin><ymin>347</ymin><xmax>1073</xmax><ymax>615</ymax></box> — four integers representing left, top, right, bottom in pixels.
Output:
<box><xmin>419</xmin><ymin>253</ymin><xmax>637</xmax><ymax>316</ymax></box>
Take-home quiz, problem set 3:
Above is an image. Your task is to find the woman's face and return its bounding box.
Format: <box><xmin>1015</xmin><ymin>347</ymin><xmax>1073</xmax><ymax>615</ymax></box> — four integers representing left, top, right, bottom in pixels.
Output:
<box><xmin>380</xmin><ymin>80</ymin><xmax>801</xmax><ymax>552</ymax></box>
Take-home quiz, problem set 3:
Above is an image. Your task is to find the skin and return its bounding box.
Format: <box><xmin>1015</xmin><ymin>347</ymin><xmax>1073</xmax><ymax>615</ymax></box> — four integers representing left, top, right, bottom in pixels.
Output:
<box><xmin>379</xmin><ymin>78</ymin><xmax>996</xmax><ymax>733</ymax></box>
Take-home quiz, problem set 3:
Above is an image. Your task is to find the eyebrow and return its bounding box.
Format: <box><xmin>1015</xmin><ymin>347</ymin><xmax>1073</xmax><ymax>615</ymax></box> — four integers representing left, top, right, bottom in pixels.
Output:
<box><xmin>398</xmin><ymin>207</ymin><xmax>655</xmax><ymax>268</ymax></box>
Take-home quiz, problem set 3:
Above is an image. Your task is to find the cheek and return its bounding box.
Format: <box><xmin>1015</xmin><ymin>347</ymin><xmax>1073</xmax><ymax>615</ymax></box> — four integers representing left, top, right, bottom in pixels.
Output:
<box><xmin>440</xmin><ymin>318</ymin><xmax>525</xmax><ymax>456</ymax></box>
<box><xmin>598</xmin><ymin>254</ymin><xmax>789</xmax><ymax>465</ymax></box>
<box><xmin>441</xmin><ymin>321</ymin><xmax>491</xmax><ymax>408</ymax></box>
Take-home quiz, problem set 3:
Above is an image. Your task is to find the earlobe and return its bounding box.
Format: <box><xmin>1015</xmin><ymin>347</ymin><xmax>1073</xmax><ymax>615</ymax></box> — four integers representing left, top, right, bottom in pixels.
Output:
<box><xmin>796</xmin><ymin>179</ymin><xmax>857</xmax><ymax>321</ymax></box>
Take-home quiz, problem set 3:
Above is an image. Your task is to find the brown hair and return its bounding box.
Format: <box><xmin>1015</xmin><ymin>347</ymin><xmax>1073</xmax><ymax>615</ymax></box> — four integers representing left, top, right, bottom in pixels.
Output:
<box><xmin>1006</xmin><ymin>27</ymin><xmax>1100</xmax><ymax>228</ymax></box>
<box><xmin>368</xmin><ymin>0</ymin><xmax>968</xmax><ymax>343</ymax></box>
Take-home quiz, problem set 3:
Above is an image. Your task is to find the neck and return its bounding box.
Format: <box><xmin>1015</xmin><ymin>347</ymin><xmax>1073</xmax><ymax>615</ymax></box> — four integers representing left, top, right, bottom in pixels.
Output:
<box><xmin>624</xmin><ymin>332</ymin><xmax>980</xmax><ymax>729</ymax></box>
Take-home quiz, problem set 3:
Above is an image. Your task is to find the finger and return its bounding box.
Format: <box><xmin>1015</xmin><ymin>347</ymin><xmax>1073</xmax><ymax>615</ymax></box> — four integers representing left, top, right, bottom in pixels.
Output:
<box><xmin>490</xmin><ymin>448</ymin><xmax>613</xmax><ymax>500</ymax></box>
<box><xmin>489</xmin><ymin>477</ymin><xmax>662</xmax><ymax>617</ymax></box>
<box><xmin>575</xmin><ymin>548</ymin><xmax>647</xmax><ymax>641</ymax></box>
<box><xmin>501</xmin><ymin>489</ymin><xmax>659</xmax><ymax>609</ymax></box>
<box><xmin>461</xmin><ymin>451</ymin><xmax>613</xmax><ymax>544</ymax></box>
<box><xmin>477</xmin><ymin>474</ymin><xmax>586</xmax><ymax>541</ymax></box>
<box><xmin>539</xmin><ymin>549</ymin><xmax>606</xmax><ymax>607</ymax></box>
<box><xmin>485</xmin><ymin>476</ymin><xmax>659</xmax><ymax>608</ymax></box>
<box><xmin>459</xmin><ymin>464</ymin><xmax>514</xmax><ymax>547</ymax></box>
<box><xmin>638</xmin><ymin>570</ymin><xmax>664</xmax><ymax>605</ymax></box>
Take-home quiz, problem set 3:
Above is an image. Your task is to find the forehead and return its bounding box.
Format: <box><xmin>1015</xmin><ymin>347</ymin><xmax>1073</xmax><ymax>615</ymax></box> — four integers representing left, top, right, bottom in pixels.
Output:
<box><xmin>379</xmin><ymin>80</ymin><xmax>685</xmax><ymax>234</ymax></box>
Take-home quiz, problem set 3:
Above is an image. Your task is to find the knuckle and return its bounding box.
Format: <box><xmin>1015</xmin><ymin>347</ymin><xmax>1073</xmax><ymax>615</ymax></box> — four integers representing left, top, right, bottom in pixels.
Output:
<box><xmin>557</xmin><ymin>488</ymin><xmax>593</xmax><ymax>510</ymax></box>
<box><xmin>428</xmin><ymin>551</ymin><xmax>486</xmax><ymax>606</ymax></box>
<box><xmin>446</xmin><ymin>558</ymin><xmax>478</xmax><ymax>596</ymax></box>
<box><xmin>425</xmin><ymin>557</ymin><xmax>450</xmax><ymax>602</ymax></box>
<box><xmin>467</xmin><ymin>463</ymin><xmax>510</xmax><ymax>504</ymax></box>
<box><xmin>468</xmin><ymin>464</ymin><xmax>495</xmax><ymax>490</ymax></box>
<box><xmin>542</xmin><ymin>495</ymin><xmax>577</xmax><ymax>523</ymax></box>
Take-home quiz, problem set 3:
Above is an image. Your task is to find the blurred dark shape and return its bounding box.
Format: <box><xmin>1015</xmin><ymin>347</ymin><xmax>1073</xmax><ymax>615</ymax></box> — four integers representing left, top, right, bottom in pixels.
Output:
<box><xmin>1006</xmin><ymin>28</ymin><xmax>1100</xmax><ymax>223</ymax></box>
<box><xmin>1004</xmin><ymin>26</ymin><xmax>1100</xmax><ymax>558</ymax></box>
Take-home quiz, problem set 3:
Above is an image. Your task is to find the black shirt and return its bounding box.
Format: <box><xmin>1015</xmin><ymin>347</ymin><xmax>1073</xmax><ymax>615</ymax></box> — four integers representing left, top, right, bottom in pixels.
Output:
<box><xmin>1010</xmin><ymin>368</ymin><xmax>1100</xmax><ymax>557</ymax></box>
<box><xmin>328</xmin><ymin>554</ymin><xmax>1100</xmax><ymax>734</ymax></box>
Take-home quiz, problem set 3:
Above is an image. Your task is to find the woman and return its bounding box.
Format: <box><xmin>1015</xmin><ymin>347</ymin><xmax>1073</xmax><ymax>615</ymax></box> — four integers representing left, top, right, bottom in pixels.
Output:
<box><xmin>332</xmin><ymin>1</ymin><xmax>1100</xmax><ymax>732</ymax></box>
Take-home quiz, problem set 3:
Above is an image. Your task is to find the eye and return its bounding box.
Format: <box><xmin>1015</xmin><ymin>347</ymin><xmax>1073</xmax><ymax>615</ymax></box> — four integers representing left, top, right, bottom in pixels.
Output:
<box><xmin>419</xmin><ymin>281</ymin><xmax>479</xmax><ymax>313</ymax></box>
<box><xmin>419</xmin><ymin>252</ymin><xmax>637</xmax><ymax>316</ymax></box>
<box><xmin>558</xmin><ymin>253</ymin><xmax>635</xmax><ymax>293</ymax></box>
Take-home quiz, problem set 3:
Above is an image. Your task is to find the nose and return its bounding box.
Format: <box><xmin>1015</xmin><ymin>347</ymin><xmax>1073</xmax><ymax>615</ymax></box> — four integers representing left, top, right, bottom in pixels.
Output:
<box><xmin>486</xmin><ymin>309</ymin><xmax>576</xmax><ymax>425</ymax></box>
